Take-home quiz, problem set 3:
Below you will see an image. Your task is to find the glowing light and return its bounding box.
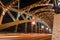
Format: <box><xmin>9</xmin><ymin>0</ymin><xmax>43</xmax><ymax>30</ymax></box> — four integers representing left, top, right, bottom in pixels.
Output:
<box><xmin>41</xmin><ymin>26</ymin><xmax>44</xmax><ymax>29</ymax></box>
<box><xmin>32</xmin><ymin>21</ymin><xmax>36</xmax><ymax>25</ymax></box>
<box><xmin>9</xmin><ymin>5</ymin><xmax>11</xmax><ymax>7</ymax></box>
<box><xmin>58</xmin><ymin>2</ymin><xmax>60</xmax><ymax>6</ymax></box>
<box><xmin>5</xmin><ymin>9</ymin><xmax>8</xmax><ymax>11</ymax></box>
<box><xmin>49</xmin><ymin>29</ymin><xmax>51</xmax><ymax>33</ymax></box>
<box><xmin>2</xmin><ymin>12</ymin><xmax>5</xmax><ymax>15</ymax></box>
<box><xmin>32</xmin><ymin>17</ymin><xmax>35</xmax><ymax>19</ymax></box>
<box><xmin>58</xmin><ymin>0</ymin><xmax>60</xmax><ymax>1</ymax></box>
<box><xmin>46</xmin><ymin>28</ymin><xmax>49</xmax><ymax>30</ymax></box>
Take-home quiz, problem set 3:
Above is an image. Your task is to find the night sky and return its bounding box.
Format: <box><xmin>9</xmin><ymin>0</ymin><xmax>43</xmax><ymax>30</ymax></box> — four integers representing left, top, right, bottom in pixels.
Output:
<box><xmin>0</xmin><ymin>0</ymin><xmax>53</xmax><ymax>8</ymax></box>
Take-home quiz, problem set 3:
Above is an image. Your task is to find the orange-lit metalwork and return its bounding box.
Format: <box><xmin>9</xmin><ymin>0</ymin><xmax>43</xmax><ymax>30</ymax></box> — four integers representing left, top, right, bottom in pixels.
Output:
<box><xmin>0</xmin><ymin>0</ymin><xmax>55</xmax><ymax>39</ymax></box>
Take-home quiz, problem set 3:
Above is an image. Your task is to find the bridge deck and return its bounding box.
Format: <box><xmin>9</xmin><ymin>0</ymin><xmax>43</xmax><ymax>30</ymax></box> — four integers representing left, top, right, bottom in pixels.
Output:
<box><xmin>0</xmin><ymin>33</ymin><xmax>52</xmax><ymax>40</ymax></box>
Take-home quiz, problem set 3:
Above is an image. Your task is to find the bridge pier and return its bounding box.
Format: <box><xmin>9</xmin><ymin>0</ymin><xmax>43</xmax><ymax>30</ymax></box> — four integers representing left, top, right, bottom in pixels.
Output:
<box><xmin>52</xmin><ymin>14</ymin><xmax>60</xmax><ymax>40</ymax></box>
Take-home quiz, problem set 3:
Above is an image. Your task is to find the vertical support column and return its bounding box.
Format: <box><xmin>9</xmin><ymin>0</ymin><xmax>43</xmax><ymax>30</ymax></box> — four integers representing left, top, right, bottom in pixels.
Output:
<box><xmin>0</xmin><ymin>9</ymin><xmax>6</xmax><ymax>25</ymax></box>
<box><xmin>18</xmin><ymin>0</ymin><xmax>20</xmax><ymax>10</ymax></box>
<box><xmin>25</xmin><ymin>23</ymin><xmax>27</xmax><ymax>33</ymax></box>
<box><xmin>31</xmin><ymin>24</ymin><xmax>33</xmax><ymax>33</ymax></box>
<box><xmin>14</xmin><ymin>0</ymin><xmax>21</xmax><ymax>33</ymax></box>
<box><xmin>52</xmin><ymin>14</ymin><xmax>60</xmax><ymax>40</ymax></box>
<box><xmin>35</xmin><ymin>23</ymin><xmax>37</xmax><ymax>33</ymax></box>
<box><xmin>38</xmin><ymin>23</ymin><xmax>41</xmax><ymax>33</ymax></box>
<box><xmin>0</xmin><ymin>15</ymin><xmax>3</xmax><ymax>25</ymax></box>
<box><xmin>15</xmin><ymin>25</ymin><xmax>18</xmax><ymax>32</ymax></box>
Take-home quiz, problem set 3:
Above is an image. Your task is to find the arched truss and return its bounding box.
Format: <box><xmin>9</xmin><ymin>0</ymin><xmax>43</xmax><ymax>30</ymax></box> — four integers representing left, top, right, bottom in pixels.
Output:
<box><xmin>0</xmin><ymin>0</ymin><xmax>54</xmax><ymax>33</ymax></box>
<box><xmin>20</xmin><ymin>0</ymin><xmax>55</xmax><ymax>27</ymax></box>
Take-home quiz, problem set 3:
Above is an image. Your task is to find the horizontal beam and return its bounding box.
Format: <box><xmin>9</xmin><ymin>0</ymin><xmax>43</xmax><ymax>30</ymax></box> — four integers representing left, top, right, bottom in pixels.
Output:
<box><xmin>0</xmin><ymin>20</ymin><xmax>37</xmax><ymax>30</ymax></box>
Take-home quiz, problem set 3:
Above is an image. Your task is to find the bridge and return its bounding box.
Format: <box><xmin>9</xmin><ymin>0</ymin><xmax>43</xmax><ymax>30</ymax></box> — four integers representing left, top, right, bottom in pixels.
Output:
<box><xmin>0</xmin><ymin>0</ymin><xmax>55</xmax><ymax>40</ymax></box>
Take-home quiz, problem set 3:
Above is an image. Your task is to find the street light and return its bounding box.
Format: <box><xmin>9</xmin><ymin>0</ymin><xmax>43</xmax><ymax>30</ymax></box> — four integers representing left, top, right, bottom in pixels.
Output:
<box><xmin>31</xmin><ymin>21</ymin><xmax>36</xmax><ymax>25</ymax></box>
<box><xmin>46</xmin><ymin>27</ymin><xmax>49</xmax><ymax>30</ymax></box>
<box><xmin>31</xmin><ymin>17</ymin><xmax>36</xmax><ymax>25</ymax></box>
<box><xmin>41</xmin><ymin>25</ymin><xmax>44</xmax><ymax>29</ymax></box>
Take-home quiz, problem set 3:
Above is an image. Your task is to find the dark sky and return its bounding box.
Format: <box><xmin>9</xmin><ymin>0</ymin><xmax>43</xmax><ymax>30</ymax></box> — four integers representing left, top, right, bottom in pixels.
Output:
<box><xmin>1</xmin><ymin>0</ymin><xmax>53</xmax><ymax>8</ymax></box>
<box><xmin>21</xmin><ymin>0</ymin><xmax>53</xmax><ymax>8</ymax></box>
<box><xmin>20</xmin><ymin>0</ymin><xmax>41</xmax><ymax>8</ymax></box>
<box><xmin>1</xmin><ymin>0</ymin><xmax>12</xmax><ymax>5</ymax></box>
